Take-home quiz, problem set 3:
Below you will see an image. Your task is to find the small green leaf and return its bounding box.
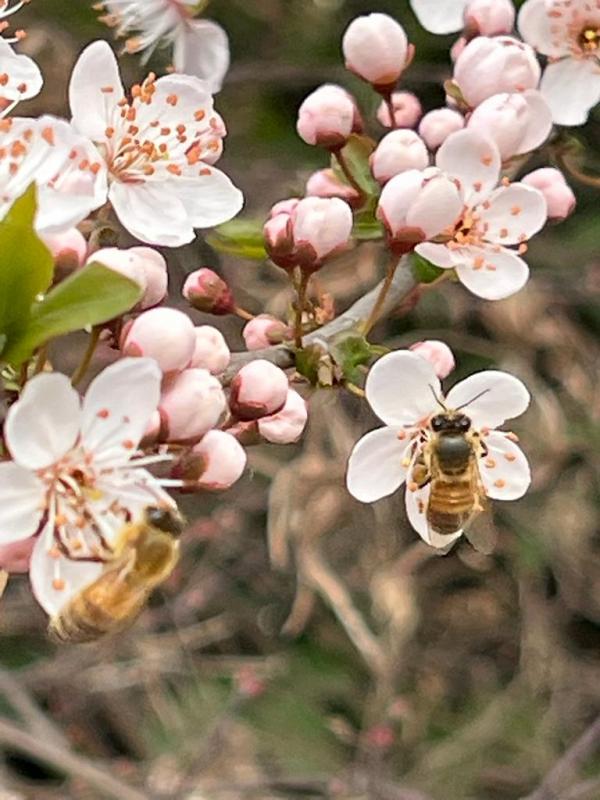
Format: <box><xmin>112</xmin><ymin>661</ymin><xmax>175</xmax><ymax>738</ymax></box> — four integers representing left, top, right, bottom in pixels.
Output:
<box><xmin>329</xmin><ymin>331</ymin><xmax>372</xmax><ymax>384</ymax></box>
<box><xmin>3</xmin><ymin>262</ymin><xmax>143</xmax><ymax>365</ymax></box>
<box><xmin>331</xmin><ymin>134</ymin><xmax>380</xmax><ymax>200</ymax></box>
<box><xmin>0</xmin><ymin>187</ymin><xmax>54</xmax><ymax>346</ymax></box>
<box><xmin>352</xmin><ymin>207</ymin><xmax>384</xmax><ymax>241</ymax></box>
<box><xmin>410</xmin><ymin>252</ymin><xmax>445</xmax><ymax>284</ymax></box>
<box><xmin>206</xmin><ymin>218</ymin><xmax>267</xmax><ymax>260</ymax></box>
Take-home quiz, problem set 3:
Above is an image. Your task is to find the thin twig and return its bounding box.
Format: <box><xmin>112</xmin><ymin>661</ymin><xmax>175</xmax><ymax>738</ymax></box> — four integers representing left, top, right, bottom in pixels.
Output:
<box><xmin>0</xmin><ymin>668</ymin><xmax>69</xmax><ymax>747</ymax></box>
<box><xmin>523</xmin><ymin>715</ymin><xmax>600</xmax><ymax>800</ymax></box>
<box><xmin>362</xmin><ymin>255</ymin><xmax>400</xmax><ymax>336</ymax></box>
<box><xmin>71</xmin><ymin>327</ymin><xmax>101</xmax><ymax>386</ymax></box>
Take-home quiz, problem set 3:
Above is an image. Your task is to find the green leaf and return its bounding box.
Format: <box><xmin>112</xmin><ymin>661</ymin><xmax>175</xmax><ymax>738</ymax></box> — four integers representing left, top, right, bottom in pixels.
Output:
<box><xmin>331</xmin><ymin>134</ymin><xmax>380</xmax><ymax>200</ymax></box>
<box><xmin>0</xmin><ymin>187</ymin><xmax>54</xmax><ymax>346</ymax></box>
<box><xmin>352</xmin><ymin>207</ymin><xmax>384</xmax><ymax>241</ymax></box>
<box><xmin>206</xmin><ymin>218</ymin><xmax>267</xmax><ymax>260</ymax></box>
<box><xmin>329</xmin><ymin>331</ymin><xmax>372</xmax><ymax>384</ymax></box>
<box><xmin>3</xmin><ymin>262</ymin><xmax>143</xmax><ymax>365</ymax></box>
<box><xmin>410</xmin><ymin>252</ymin><xmax>445</xmax><ymax>284</ymax></box>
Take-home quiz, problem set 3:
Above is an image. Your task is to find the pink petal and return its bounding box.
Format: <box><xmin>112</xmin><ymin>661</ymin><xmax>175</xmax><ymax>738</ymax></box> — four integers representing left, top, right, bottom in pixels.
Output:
<box><xmin>478</xmin><ymin>183</ymin><xmax>547</xmax><ymax>245</ymax></box>
<box><xmin>0</xmin><ymin>462</ymin><xmax>45</xmax><ymax>545</ymax></box>
<box><xmin>0</xmin><ymin>536</ymin><xmax>36</xmax><ymax>573</ymax></box>
<box><xmin>410</xmin><ymin>0</ymin><xmax>468</xmax><ymax>34</ymax></box>
<box><xmin>81</xmin><ymin>358</ymin><xmax>162</xmax><ymax>462</ymax></box>
<box><xmin>445</xmin><ymin>369</ymin><xmax>530</xmax><ymax>428</ymax></box>
<box><xmin>366</xmin><ymin>351</ymin><xmax>440</xmax><ymax>427</ymax></box>
<box><xmin>478</xmin><ymin>431</ymin><xmax>531</xmax><ymax>500</ymax></box>
<box><xmin>454</xmin><ymin>246</ymin><xmax>529</xmax><ymax>300</ymax></box>
<box><xmin>5</xmin><ymin>374</ymin><xmax>82</xmax><ymax>470</ymax></box>
<box><xmin>406</xmin><ymin>173</ymin><xmax>463</xmax><ymax>239</ymax></box>
<box><xmin>518</xmin><ymin>0</ymin><xmax>572</xmax><ymax>58</ymax></box>
<box><xmin>69</xmin><ymin>40</ymin><xmax>125</xmax><ymax>141</ymax></box>
<box><xmin>514</xmin><ymin>90</ymin><xmax>553</xmax><ymax>154</ymax></box>
<box><xmin>404</xmin><ymin>481</ymin><xmax>463</xmax><ymax>549</ymax></box>
<box><xmin>173</xmin><ymin>19</ymin><xmax>230</xmax><ymax>94</ymax></box>
<box><xmin>437</xmin><ymin>129</ymin><xmax>501</xmax><ymax>207</ymax></box>
<box><xmin>347</xmin><ymin>427</ymin><xmax>411</xmax><ymax>503</ymax></box>
<box><xmin>540</xmin><ymin>57</ymin><xmax>600</xmax><ymax>127</ymax></box>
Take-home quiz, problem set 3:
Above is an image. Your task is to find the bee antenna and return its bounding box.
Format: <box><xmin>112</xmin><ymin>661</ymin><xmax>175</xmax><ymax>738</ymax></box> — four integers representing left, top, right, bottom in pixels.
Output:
<box><xmin>429</xmin><ymin>384</ymin><xmax>447</xmax><ymax>410</ymax></box>
<box><xmin>455</xmin><ymin>388</ymin><xmax>491</xmax><ymax>411</ymax></box>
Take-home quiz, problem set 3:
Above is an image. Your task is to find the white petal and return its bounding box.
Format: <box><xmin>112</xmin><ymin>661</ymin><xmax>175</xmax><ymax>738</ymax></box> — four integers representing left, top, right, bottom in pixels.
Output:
<box><xmin>172</xmin><ymin>168</ymin><xmax>244</xmax><ymax>229</ymax></box>
<box><xmin>5</xmin><ymin>374</ymin><xmax>82</xmax><ymax>470</ymax></box>
<box><xmin>540</xmin><ymin>57</ymin><xmax>600</xmax><ymax>127</ymax></box>
<box><xmin>366</xmin><ymin>351</ymin><xmax>440</xmax><ymax>427</ymax></box>
<box><xmin>108</xmin><ymin>182</ymin><xmax>194</xmax><ymax>246</ymax></box>
<box><xmin>478</xmin><ymin>183</ymin><xmax>547</xmax><ymax>245</ymax></box>
<box><xmin>406</xmin><ymin>173</ymin><xmax>463</xmax><ymax>239</ymax></box>
<box><xmin>134</xmin><ymin>73</ymin><xmax>212</xmax><ymax>132</ymax></box>
<box><xmin>445</xmin><ymin>370</ymin><xmax>530</xmax><ymax>428</ymax></box>
<box><xmin>404</xmin><ymin>482</ymin><xmax>462</xmax><ymax>549</ymax></box>
<box><xmin>410</xmin><ymin>0</ymin><xmax>468</xmax><ymax>34</ymax></box>
<box><xmin>0</xmin><ymin>40</ymin><xmax>43</xmax><ymax>102</ymax></box>
<box><xmin>173</xmin><ymin>19</ymin><xmax>230</xmax><ymax>94</ymax></box>
<box><xmin>30</xmin><ymin>525</ymin><xmax>103</xmax><ymax>617</ymax></box>
<box><xmin>81</xmin><ymin>358</ymin><xmax>162</xmax><ymax>459</ymax></box>
<box><xmin>479</xmin><ymin>431</ymin><xmax>531</xmax><ymax>500</ymax></box>
<box><xmin>518</xmin><ymin>0</ymin><xmax>572</xmax><ymax>57</ymax></box>
<box><xmin>69</xmin><ymin>40</ymin><xmax>124</xmax><ymax>141</ymax></box>
<box><xmin>346</xmin><ymin>427</ymin><xmax>411</xmax><ymax>503</ymax></box>
<box><xmin>0</xmin><ymin>462</ymin><xmax>44</xmax><ymax>545</ymax></box>
<box><xmin>454</xmin><ymin>246</ymin><xmax>529</xmax><ymax>300</ymax></box>
<box><xmin>415</xmin><ymin>242</ymin><xmax>458</xmax><ymax>269</ymax></box>
<box><xmin>437</xmin><ymin>129</ymin><xmax>501</xmax><ymax>207</ymax></box>
<box><xmin>515</xmin><ymin>90</ymin><xmax>554</xmax><ymax>155</ymax></box>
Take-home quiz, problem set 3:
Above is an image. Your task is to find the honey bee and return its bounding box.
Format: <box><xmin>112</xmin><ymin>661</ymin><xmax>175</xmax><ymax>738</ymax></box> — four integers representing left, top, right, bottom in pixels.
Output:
<box><xmin>49</xmin><ymin>506</ymin><xmax>184</xmax><ymax>644</ymax></box>
<box><xmin>412</xmin><ymin>403</ymin><xmax>496</xmax><ymax>553</ymax></box>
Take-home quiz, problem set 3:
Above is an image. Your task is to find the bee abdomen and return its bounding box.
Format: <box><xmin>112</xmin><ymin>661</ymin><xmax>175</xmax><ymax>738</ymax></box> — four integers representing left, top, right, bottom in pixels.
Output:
<box><xmin>49</xmin><ymin>595</ymin><xmax>119</xmax><ymax>644</ymax></box>
<box><xmin>428</xmin><ymin>480</ymin><xmax>475</xmax><ymax>535</ymax></box>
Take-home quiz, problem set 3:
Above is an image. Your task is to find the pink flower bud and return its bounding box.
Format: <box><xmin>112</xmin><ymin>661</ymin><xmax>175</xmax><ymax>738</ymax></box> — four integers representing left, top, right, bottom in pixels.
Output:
<box><xmin>409</xmin><ymin>340</ymin><xmax>456</xmax><ymax>379</ymax></box>
<box><xmin>182</xmin><ymin>268</ymin><xmax>234</xmax><ymax>315</ymax></box>
<box><xmin>190</xmin><ymin>325</ymin><xmax>231</xmax><ymax>374</ymax></box>
<box><xmin>270</xmin><ymin>198</ymin><xmax>300</xmax><ymax>217</ymax></box>
<box><xmin>42</xmin><ymin>228</ymin><xmax>87</xmax><ymax>273</ymax></box>
<box><xmin>243</xmin><ymin>315</ymin><xmax>290</xmax><ymax>351</ymax></box>
<box><xmin>305</xmin><ymin>169</ymin><xmax>361</xmax><ymax>208</ymax></box>
<box><xmin>142</xmin><ymin>409</ymin><xmax>161</xmax><ymax>445</ymax></box>
<box><xmin>464</xmin><ymin>0</ymin><xmax>515</xmax><ymax>36</ymax></box>
<box><xmin>0</xmin><ymin>536</ymin><xmax>35</xmax><ymax>573</ymax></box>
<box><xmin>467</xmin><ymin>90</ymin><xmax>552</xmax><ymax>160</ymax></box>
<box><xmin>296</xmin><ymin>84</ymin><xmax>360</xmax><ymax>149</ymax></box>
<box><xmin>172</xmin><ymin>430</ymin><xmax>246</xmax><ymax>490</ymax></box>
<box><xmin>342</xmin><ymin>13</ymin><xmax>409</xmax><ymax>89</ymax></box>
<box><xmin>376</xmin><ymin>169</ymin><xmax>462</xmax><ymax>254</ymax></box>
<box><xmin>453</xmin><ymin>36</ymin><xmax>540</xmax><ymax>108</ymax></box>
<box><xmin>522</xmin><ymin>168</ymin><xmax>576</xmax><ymax>222</ymax></box>
<box><xmin>229</xmin><ymin>360</ymin><xmax>289</xmax><ymax>421</ymax></box>
<box><xmin>292</xmin><ymin>196</ymin><xmax>353</xmax><ymax>272</ymax></box>
<box><xmin>257</xmin><ymin>389</ymin><xmax>308</xmax><ymax>444</ymax></box>
<box><xmin>121</xmin><ymin>308</ymin><xmax>196</xmax><ymax>373</ymax></box>
<box><xmin>159</xmin><ymin>368</ymin><xmax>226</xmax><ymax>442</ymax></box>
<box><xmin>376</xmin><ymin>91</ymin><xmax>423</xmax><ymax>129</ymax></box>
<box><xmin>130</xmin><ymin>246</ymin><xmax>168</xmax><ymax>308</ymax></box>
<box><xmin>371</xmin><ymin>129</ymin><xmax>429</xmax><ymax>185</ymax></box>
<box><xmin>264</xmin><ymin>210</ymin><xmax>296</xmax><ymax>270</ymax></box>
<box><xmin>418</xmin><ymin>108</ymin><xmax>465</xmax><ymax>150</ymax></box>
<box><xmin>450</xmin><ymin>37</ymin><xmax>468</xmax><ymax>63</ymax></box>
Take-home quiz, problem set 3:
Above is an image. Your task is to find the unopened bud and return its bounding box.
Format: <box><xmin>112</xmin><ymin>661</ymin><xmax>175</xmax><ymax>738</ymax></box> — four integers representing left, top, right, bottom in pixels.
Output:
<box><xmin>371</xmin><ymin>129</ymin><xmax>429</xmax><ymax>185</ymax></box>
<box><xmin>297</xmin><ymin>84</ymin><xmax>361</xmax><ymax>149</ymax></box>
<box><xmin>343</xmin><ymin>13</ymin><xmax>409</xmax><ymax>90</ymax></box>
<box><xmin>376</xmin><ymin>91</ymin><xmax>422</xmax><ymax>129</ymax></box>
<box><xmin>190</xmin><ymin>325</ymin><xmax>231</xmax><ymax>374</ymax></box>
<box><xmin>522</xmin><ymin>168</ymin><xmax>576</xmax><ymax>221</ymax></box>
<box><xmin>90</xmin><ymin>246</ymin><xmax>168</xmax><ymax>309</ymax></box>
<box><xmin>306</xmin><ymin>169</ymin><xmax>361</xmax><ymax>208</ymax></box>
<box><xmin>229</xmin><ymin>360</ymin><xmax>288</xmax><ymax>420</ymax></box>
<box><xmin>42</xmin><ymin>228</ymin><xmax>87</xmax><ymax>278</ymax></box>
<box><xmin>182</xmin><ymin>268</ymin><xmax>234</xmax><ymax>315</ymax></box>
<box><xmin>243</xmin><ymin>315</ymin><xmax>290</xmax><ymax>350</ymax></box>
<box><xmin>172</xmin><ymin>430</ymin><xmax>247</xmax><ymax>490</ymax></box>
<box><xmin>159</xmin><ymin>368</ymin><xmax>227</xmax><ymax>442</ymax></box>
<box><xmin>264</xmin><ymin>208</ymin><xmax>297</xmax><ymax>270</ymax></box>
<box><xmin>409</xmin><ymin>340</ymin><xmax>456</xmax><ymax>379</ymax></box>
<box><xmin>257</xmin><ymin>389</ymin><xmax>308</xmax><ymax>444</ymax></box>
<box><xmin>0</xmin><ymin>537</ymin><xmax>35</xmax><ymax>573</ymax></box>
<box><xmin>467</xmin><ymin>90</ymin><xmax>552</xmax><ymax>159</ymax></box>
<box><xmin>121</xmin><ymin>307</ymin><xmax>196</xmax><ymax>373</ymax></box>
<box><xmin>292</xmin><ymin>196</ymin><xmax>353</xmax><ymax>272</ymax></box>
<box><xmin>418</xmin><ymin>108</ymin><xmax>465</xmax><ymax>150</ymax></box>
<box><xmin>464</xmin><ymin>0</ymin><xmax>515</xmax><ymax>36</ymax></box>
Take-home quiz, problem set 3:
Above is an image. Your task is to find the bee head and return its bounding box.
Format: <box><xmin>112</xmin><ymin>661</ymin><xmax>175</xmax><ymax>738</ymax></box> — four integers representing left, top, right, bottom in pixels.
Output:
<box><xmin>430</xmin><ymin>412</ymin><xmax>471</xmax><ymax>434</ymax></box>
<box><xmin>145</xmin><ymin>506</ymin><xmax>184</xmax><ymax>537</ymax></box>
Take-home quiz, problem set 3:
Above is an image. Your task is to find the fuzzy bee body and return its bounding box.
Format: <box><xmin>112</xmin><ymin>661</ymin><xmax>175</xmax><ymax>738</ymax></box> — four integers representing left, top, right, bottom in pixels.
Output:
<box><xmin>49</xmin><ymin>507</ymin><xmax>183</xmax><ymax>644</ymax></box>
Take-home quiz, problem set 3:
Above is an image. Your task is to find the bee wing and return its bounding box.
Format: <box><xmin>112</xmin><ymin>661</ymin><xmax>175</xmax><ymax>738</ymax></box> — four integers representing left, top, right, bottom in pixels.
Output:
<box><xmin>463</xmin><ymin>467</ymin><xmax>498</xmax><ymax>555</ymax></box>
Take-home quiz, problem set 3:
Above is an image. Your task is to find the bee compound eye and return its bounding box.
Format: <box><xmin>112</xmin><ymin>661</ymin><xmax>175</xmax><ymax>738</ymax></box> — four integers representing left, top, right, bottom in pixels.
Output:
<box><xmin>146</xmin><ymin>506</ymin><xmax>184</xmax><ymax>536</ymax></box>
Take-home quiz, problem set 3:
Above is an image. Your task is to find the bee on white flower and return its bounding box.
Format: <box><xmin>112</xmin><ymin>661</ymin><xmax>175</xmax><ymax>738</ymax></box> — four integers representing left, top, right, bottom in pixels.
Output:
<box><xmin>98</xmin><ymin>0</ymin><xmax>229</xmax><ymax>94</ymax></box>
<box><xmin>346</xmin><ymin>351</ymin><xmax>531</xmax><ymax>551</ymax></box>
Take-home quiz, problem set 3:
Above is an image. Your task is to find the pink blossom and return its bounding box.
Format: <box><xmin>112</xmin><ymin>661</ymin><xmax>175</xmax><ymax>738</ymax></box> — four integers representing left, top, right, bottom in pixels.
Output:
<box><xmin>464</xmin><ymin>0</ymin><xmax>515</xmax><ymax>36</ymax></box>
<box><xmin>376</xmin><ymin>91</ymin><xmax>423</xmax><ymax>129</ymax></box>
<box><xmin>243</xmin><ymin>315</ymin><xmax>290</xmax><ymax>351</ymax></box>
<box><xmin>42</xmin><ymin>228</ymin><xmax>87</xmax><ymax>274</ymax></box>
<box><xmin>409</xmin><ymin>340</ymin><xmax>456</xmax><ymax>379</ymax></box>
<box><xmin>189</xmin><ymin>325</ymin><xmax>231</xmax><ymax>374</ymax></box>
<box><xmin>89</xmin><ymin>247</ymin><xmax>168</xmax><ymax>309</ymax></box>
<box><xmin>173</xmin><ymin>430</ymin><xmax>246</xmax><ymax>490</ymax></box>
<box><xmin>257</xmin><ymin>389</ymin><xmax>308</xmax><ymax>444</ymax></box>
<box><xmin>229</xmin><ymin>360</ymin><xmax>288</xmax><ymax>421</ymax></box>
<box><xmin>371</xmin><ymin>129</ymin><xmax>429</xmax><ymax>185</ymax></box>
<box><xmin>305</xmin><ymin>169</ymin><xmax>361</xmax><ymax>207</ymax></box>
<box><xmin>418</xmin><ymin>108</ymin><xmax>465</xmax><ymax>150</ymax></box>
<box><xmin>522</xmin><ymin>168</ymin><xmax>576</xmax><ymax>221</ymax></box>
<box><xmin>121</xmin><ymin>308</ymin><xmax>196</xmax><ymax>373</ymax></box>
<box><xmin>342</xmin><ymin>13</ymin><xmax>410</xmax><ymax>88</ymax></box>
<box><xmin>0</xmin><ymin>536</ymin><xmax>36</xmax><ymax>574</ymax></box>
<box><xmin>292</xmin><ymin>197</ymin><xmax>353</xmax><ymax>271</ymax></box>
<box><xmin>159</xmin><ymin>368</ymin><xmax>226</xmax><ymax>442</ymax></box>
<box><xmin>182</xmin><ymin>268</ymin><xmax>234</xmax><ymax>315</ymax></box>
<box><xmin>296</xmin><ymin>84</ymin><xmax>360</xmax><ymax>148</ymax></box>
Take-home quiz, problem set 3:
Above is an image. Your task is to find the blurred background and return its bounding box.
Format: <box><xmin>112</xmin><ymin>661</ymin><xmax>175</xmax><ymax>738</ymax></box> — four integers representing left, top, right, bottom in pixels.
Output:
<box><xmin>1</xmin><ymin>1</ymin><xmax>599</xmax><ymax>798</ymax></box>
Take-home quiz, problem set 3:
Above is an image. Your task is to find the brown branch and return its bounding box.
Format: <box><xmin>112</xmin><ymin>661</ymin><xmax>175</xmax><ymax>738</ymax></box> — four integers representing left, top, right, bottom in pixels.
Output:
<box><xmin>0</xmin><ymin>717</ymin><xmax>151</xmax><ymax>800</ymax></box>
<box><xmin>523</xmin><ymin>715</ymin><xmax>600</xmax><ymax>800</ymax></box>
<box><xmin>224</xmin><ymin>253</ymin><xmax>416</xmax><ymax>382</ymax></box>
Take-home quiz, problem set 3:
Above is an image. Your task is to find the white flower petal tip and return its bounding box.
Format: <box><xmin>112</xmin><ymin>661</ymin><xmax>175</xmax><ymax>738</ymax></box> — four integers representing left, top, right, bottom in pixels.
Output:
<box><xmin>445</xmin><ymin>370</ymin><xmax>530</xmax><ymax>429</ymax></box>
<box><xmin>365</xmin><ymin>350</ymin><xmax>440</xmax><ymax>427</ymax></box>
<box><xmin>410</xmin><ymin>0</ymin><xmax>468</xmax><ymax>34</ymax></box>
<box><xmin>479</xmin><ymin>431</ymin><xmax>531</xmax><ymax>500</ymax></box>
<box><xmin>173</xmin><ymin>19</ymin><xmax>230</xmax><ymax>94</ymax></box>
<box><xmin>347</xmin><ymin>427</ymin><xmax>411</xmax><ymax>503</ymax></box>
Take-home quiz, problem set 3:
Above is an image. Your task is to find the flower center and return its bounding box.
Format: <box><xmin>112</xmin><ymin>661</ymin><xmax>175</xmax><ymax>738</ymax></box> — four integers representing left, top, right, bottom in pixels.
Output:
<box><xmin>578</xmin><ymin>26</ymin><xmax>600</xmax><ymax>52</ymax></box>
<box><xmin>443</xmin><ymin>210</ymin><xmax>484</xmax><ymax>250</ymax></box>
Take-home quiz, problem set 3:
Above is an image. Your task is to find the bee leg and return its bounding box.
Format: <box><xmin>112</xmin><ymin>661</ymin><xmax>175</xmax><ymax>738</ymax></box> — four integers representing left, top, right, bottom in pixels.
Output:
<box><xmin>411</xmin><ymin>456</ymin><xmax>431</xmax><ymax>489</ymax></box>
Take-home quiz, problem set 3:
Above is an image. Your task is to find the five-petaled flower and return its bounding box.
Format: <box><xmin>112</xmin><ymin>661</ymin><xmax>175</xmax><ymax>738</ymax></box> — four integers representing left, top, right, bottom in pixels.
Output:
<box><xmin>0</xmin><ymin>358</ymin><xmax>177</xmax><ymax>618</ymax></box>
<box><xmin>518</xmin><ymin>0</ymin><xmax>600</xmax><ymax>125</ymax></box>
<box><xmin>68</xmin><ymin>40</ymin><xmax>243</xmax><ymax>246</ymax></box>
<box><xmin>346</xmin><ymin>351</ymin><xmax>531</xmax><ymax>549</ymax></box>
<box><xmin>99</xmin><ymin>0</ymin><xmax>230</xmax><ymax>94</ymax></box>
<box><xmin>416</xmin><ymin>129</ymin><xmax>547</xmax><ymax>300</ymax></box>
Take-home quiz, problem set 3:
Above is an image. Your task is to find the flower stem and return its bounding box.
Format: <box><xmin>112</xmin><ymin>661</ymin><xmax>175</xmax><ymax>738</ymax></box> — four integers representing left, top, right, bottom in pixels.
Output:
<box><xmin>381</xmin><ymin>90</ymin><xmax>397</xmax><ymax>130</ymax></box>
<box><xmin>333</xmin><ymin>149</ymin><xmax>366</xmax><ymax>205</ymax></box>
<box><xmin>361</xmin><ymin>257</ymin><xmax>399</xmax><ymax>336</ymax></box>
<box><xmin>232</xmin><ymin>305</ymin><xmax>255</xmax><ymax>321</ymax></box>
<box><xmin>33</xmin><ymin>344</ymin><xmax>49</xmax><ymax>376</ymax></box>
<box><xmin>71</xmin><ymin>327</ymin><xmax>101</xmax><ymax>386</ymax></box>
<box><xmin>294</xmin><ymin>271</ymin><xmax>310</xmax><ymax>349</ymax></box>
